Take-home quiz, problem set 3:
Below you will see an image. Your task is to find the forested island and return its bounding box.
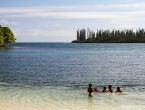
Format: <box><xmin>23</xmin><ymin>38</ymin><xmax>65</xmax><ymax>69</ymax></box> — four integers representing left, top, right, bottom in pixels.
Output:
<box><xmin>72</xmin><ymin>28</ymin><xmax>145</xmax><ymax>43</ymax></box>
<box><xmin>0</xmin><ymin>25</ymin><xmax>16</xmax><ymax>47</ymax></box>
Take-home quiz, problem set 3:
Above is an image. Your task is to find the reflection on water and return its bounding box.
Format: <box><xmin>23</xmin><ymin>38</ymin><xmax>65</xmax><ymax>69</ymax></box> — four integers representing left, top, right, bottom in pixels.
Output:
<box><xmin>87</xmin><ymin>97</ymin><xmax>94</xmax><ymax>110</ymax></box>
<box><xmin>0</xmin><ymin>46</ymin><xmax>14</xmax><ymax>49</ymax></box>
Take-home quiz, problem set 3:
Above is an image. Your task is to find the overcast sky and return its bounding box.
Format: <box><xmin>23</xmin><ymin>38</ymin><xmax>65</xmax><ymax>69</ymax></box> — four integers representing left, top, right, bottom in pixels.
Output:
<box><xmin>0</xmin><ymin>0</ymin><xmax>145</xmax><ymax>42</ymax></box>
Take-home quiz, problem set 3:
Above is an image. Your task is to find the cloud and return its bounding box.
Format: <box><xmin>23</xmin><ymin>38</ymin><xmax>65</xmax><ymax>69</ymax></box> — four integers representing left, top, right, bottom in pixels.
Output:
<box><xmin>0</xmin><ymin>3</ymin><xmax>145</xmax><ymax>29</ymax></box>
<box><xmin>0</xmin><ymin>19</ymin><xmax>20</xmax><ymax>25</ymax></box>
<box><xmin>14</xmin><ymin>29</ymin><xmax>74</xmax><ymax>37</ymax></box>
<box><xmin>1</xmin><ymin>2</ymin><xmax>145</xmax><ymax>42</ymax></box>
<box><xmin>0</xmin><ymin>2</ymin><xmax>145</xmax><ymax>13</ymax></box>
<box><xmin>13</xmin><ymin>29</ymin><xmax>75</xmax><ymax>42</ymax></box>
<box><xmin>0</xmin><ymin>10</ymin><xmax>143</xmax><ymax>21</ymax></box>
<box><xmin>0</xmin><ymin>2</ymin><xmax>145</xmax><ymax>18</ymax></box>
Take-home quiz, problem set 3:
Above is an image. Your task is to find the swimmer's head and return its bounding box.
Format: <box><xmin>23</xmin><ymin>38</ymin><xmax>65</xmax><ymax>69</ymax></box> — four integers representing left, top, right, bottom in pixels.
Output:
<box><xmin>117</xmin><ymin>87</ymin><xmax>120</xmax><ymax>91</ymax></box>
<box><xmin>103</xmin><ymin>87</ymin><xmax>106</xmax><ymax>90</ymax></box>
<box><xmin>108</xmin><ymin>85</ymin><xmax>112</xmax><ymax>88</ymax></box>
<box><xmin>89</xmin><ymin>84</ymin><xmax>92</xmax><ymax>87</ymax></box>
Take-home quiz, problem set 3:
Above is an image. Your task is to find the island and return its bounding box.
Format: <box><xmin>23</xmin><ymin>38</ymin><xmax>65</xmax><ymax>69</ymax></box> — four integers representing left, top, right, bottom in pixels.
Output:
<box><xmin>72</xmin><ymin>28</ymin><xmax>145</xmax><ymax>43</ymax></box>
<box><xmin>0</xmin><ymin>25</ymin><xmax>16</xmax><ymax>47</ymax></box>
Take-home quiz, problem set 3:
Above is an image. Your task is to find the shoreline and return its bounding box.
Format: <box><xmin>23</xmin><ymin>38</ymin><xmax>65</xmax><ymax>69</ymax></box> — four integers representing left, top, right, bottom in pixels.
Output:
<box><xmin>72</xmin><ymin>41</ymin><xmax>145</xmax><ymax>43</ymax></box>
<box><xmin>0</xmin><ymin>85</ymin><xmax>145</xmax><ymax>110</ymax></box>
<box><xmin>0</xmin><ymin>46</ymin><xmax>14</xmax><ymax>49</ymax></box>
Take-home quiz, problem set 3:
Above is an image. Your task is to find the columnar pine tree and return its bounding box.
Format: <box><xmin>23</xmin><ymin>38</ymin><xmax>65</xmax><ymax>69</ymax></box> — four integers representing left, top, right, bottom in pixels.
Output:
<box><xmin>73</xmin><ymin>28</ymin><xmax>145</xmax><ymax>43</ymax></box>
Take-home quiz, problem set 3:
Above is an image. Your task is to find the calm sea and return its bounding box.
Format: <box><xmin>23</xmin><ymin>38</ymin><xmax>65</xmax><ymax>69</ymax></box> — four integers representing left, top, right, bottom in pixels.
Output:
<box><xmin>0</xmin><ymin>43</ymin><xmax>145</xmax><ymax>110</ymax></box>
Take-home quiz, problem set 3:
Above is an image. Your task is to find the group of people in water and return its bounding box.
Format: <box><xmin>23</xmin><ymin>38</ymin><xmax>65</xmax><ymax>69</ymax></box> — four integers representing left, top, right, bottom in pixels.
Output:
<box><xmin>88</xmin><ymin>84</ymin><xmax>123</xmax><ymax>97</ymax></box>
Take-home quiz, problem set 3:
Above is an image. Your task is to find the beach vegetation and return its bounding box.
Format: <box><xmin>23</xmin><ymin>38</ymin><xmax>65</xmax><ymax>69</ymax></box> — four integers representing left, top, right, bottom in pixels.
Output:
<box><xmin>0</xmin><ymin>25</ymin><xmax>16</xmax><ymax>47</ymax></box>
<box><xmin>72</xmin><ymin>28</ymin><xmax>145</xmax><ymax>43</ymax></box>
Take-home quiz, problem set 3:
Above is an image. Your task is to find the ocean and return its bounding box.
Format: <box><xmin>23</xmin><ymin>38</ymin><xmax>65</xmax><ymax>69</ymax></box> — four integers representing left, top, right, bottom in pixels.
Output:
<box><xmin>0</xmin><ymin>43</ymin><xmax>145</xmax><ymax>110</ymax></box>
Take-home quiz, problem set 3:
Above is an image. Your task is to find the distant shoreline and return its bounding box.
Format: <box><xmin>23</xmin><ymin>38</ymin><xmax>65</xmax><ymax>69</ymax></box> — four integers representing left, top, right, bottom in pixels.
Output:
<box><xmin>0</xmin><ymin>45</ymin><xmax>6</xmax><ymax>48</ymax></box>
<box><xmin>0</xmin><ymin>46</ymin><xmax>14</xmax><ymax>48</ymax></box>
<box><xmin>71</xmin><ymin>40</ymin><xmax>145</xmax><ymax>43</ymax></box>
<box><xmin>73</xmin><ymin>28</ymin><xmax>145</xmax><ymax>43</ymax></box>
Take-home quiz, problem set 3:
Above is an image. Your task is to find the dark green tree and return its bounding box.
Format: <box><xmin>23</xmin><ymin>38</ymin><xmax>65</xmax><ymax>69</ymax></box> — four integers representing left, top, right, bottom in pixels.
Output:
<box><xmin>73</xmin><ymin>28</ymin><xmax>145</xmax><ymax>43</ymax></box>
<box><xmin>0</xmin><ymin>25</ymin><xmax>16</xmax><ymax>46</ymax></box>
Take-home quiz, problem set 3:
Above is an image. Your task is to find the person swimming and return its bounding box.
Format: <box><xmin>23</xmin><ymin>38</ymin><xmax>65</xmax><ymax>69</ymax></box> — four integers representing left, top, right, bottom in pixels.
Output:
<box><xmin>115</xmin><ymin>87</ymin><xmax>123</xmax><ymax>93</ymax></box>
<box><xmin>94</xmin><ymin>87</ymin><xmax>100</xmax><ymax>92</ymax></box>
<box><xmin>88</xmin><ymin>84</ymin><xmax>94</xmax><ymax>97</ymax></box>
<box><xmin>108</xmin><ymin>85</ymin><xmax>113</xmax><ymax>93</ymax></box>
<box><xmin>102</xmin><ymin>86</ymin><xmax>107</xmax><ymax>92</ymax></box>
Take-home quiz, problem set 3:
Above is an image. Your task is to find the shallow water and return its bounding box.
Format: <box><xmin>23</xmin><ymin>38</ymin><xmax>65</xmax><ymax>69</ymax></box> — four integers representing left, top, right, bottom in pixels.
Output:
<box><xmin>0</xmin><ymin>43</ymin><xmax>145</xmax><ymax>110</ymax></box>
<box><xmin>0</xmin><ymin>84</ymin><xmax>145</xmax><ymax>110</ymax></box>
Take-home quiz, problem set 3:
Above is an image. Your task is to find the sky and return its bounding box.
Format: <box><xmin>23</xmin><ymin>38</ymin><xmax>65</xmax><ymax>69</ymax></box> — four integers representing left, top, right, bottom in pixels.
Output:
<box><xmin>0</xmin><ymin>0</ymin><xmax>145</xmax><ymax>42</ymax></box>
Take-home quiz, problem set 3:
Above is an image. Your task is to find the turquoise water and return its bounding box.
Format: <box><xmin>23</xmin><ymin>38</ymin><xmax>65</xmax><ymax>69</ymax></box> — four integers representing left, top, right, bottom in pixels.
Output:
<box><xmin>0</xmin><ymin>43</ymin><xmax>145</xmax><ymax>110</ymax></box>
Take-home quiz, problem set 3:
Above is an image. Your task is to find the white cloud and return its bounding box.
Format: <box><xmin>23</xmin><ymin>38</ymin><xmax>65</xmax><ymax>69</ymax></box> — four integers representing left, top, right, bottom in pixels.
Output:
<box><xmin>0</xmin><ymin>3</ymin><xmax>145</xmax><ymax>27</ymax></box>
<box><xmin>0</xmin><ymin>2</ymin><xmax>145</xmax><ymax>13</ymax></box>
<box><xmin>0</xmin><ymin>19</ymin><xmax>20</xmax><ymax>25</ymax></box>
<box><xmin>0</xmin><ymin>2</ymin><xmax>145</xmax><ymax>16</ymax></box>
<box><xmin>13</xmin><ymin>29</ymin><xmax>75</xmax><ymax>42</ymax></box>
<box><xmin>1</xmin><ymin>1</ymin><xmax>145</xmax><ymax>42</ymax></box>
<box><xmin>0</xmin><ymin>11</ymin><xmax>142</xmax><ymax>20</ymax></box>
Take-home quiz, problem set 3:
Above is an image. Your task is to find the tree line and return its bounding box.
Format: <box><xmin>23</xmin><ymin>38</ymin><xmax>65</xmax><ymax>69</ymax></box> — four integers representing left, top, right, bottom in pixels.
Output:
<box><xmin>0</xmin><ymin>25</ymin><xmax>16</xmax><ymax>46</ymax></box>
<box><xmin>72</xmin><ymin>28</ymin><xmax>145</xmax><ymax>43</ymax></box>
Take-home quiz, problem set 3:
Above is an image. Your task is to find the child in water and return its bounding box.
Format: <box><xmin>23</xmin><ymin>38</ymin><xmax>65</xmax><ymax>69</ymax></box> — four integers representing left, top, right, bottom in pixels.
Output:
<box><xmin>102</xmin><ymin>86</ymin><xmax>107</xmax><ymax>92</ymax></box>
<box><xmin>94</xmin><ymin>87</ymin><xmax>100</xmax><ymax>92</ymax></box>
<box><xmin>108</xmin><ymin>85</ymin><xmax>113</xmax><ymax>93</ymax></box>
<box><xmin>87</xmin><ymin>84</ymin><xmax>94</xmax><ymax>97</ymax></box>
<box><xmin>115</xmin><ymin>87</ymin><xmax>123</xmax><ymax>93</ymax></box>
